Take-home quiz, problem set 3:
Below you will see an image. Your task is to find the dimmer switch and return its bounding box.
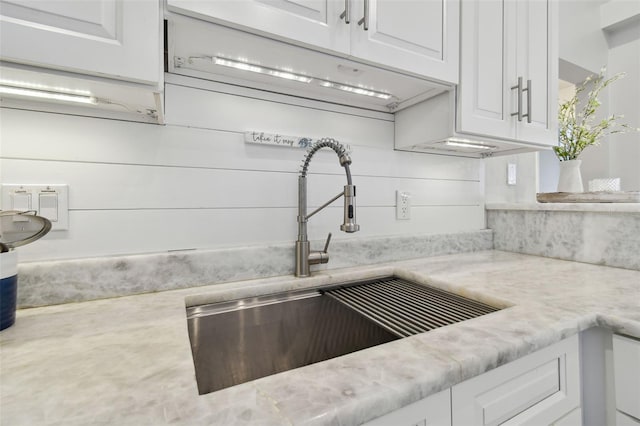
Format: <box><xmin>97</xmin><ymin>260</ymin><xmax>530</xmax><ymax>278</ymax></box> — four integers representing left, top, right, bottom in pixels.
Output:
<box><xmin>12</xmin><ymin>192</ymin><xmax>32</xmax><ymax>211</ymax></box>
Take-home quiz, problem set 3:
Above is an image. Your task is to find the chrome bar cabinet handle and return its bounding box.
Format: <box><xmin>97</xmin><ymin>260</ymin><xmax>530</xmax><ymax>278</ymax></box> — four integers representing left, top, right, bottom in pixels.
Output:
<box><xmin>358</xmin><ymin>0</ymin><xmax>369</xmax><ymax>30</ymax></box>
<box><xmin>511</xmin><ymin>77</ymin><xmax>531</xmax><ymax>122</ymax></box>
<box><xmin>511</xmin><ymin>76</ymin><xmax>524</xmax><ymax>122</ymax></box>
<box><xmin>339</xmin><ymin>0</ymin><xmax>350</xmax><ymax>24</ymax></box>
<box><xmin>525</xmin><ymin>79</ymin><xmax>532</xmax><ymax>123</ymax></box>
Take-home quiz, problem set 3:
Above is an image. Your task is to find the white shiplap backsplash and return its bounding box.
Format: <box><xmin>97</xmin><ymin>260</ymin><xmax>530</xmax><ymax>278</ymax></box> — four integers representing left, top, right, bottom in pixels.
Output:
<box><xmin>1</xmin><ymin>77</ymin><xmax>485</xmax><ymax>262</ymax></box>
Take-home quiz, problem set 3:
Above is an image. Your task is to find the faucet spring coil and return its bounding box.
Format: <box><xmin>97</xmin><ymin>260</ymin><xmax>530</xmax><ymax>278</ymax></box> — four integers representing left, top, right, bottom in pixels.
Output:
<box><xmin>300</xmin><ymin>138</ymin><xmax>350</xmax><ymax>177</ymax></box>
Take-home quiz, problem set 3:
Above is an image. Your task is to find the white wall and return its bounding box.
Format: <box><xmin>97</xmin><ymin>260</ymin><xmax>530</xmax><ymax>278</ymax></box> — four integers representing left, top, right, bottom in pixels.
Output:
<box><xmin>579</xmin><ymin>8</ymin><xmax>640</xmax><ymax>191</ymax></box>
<box><xmin>572</xmin><ymin>76</ymin><xmax>613</xmax><ymax>186</ymax></box>
<box><xmin>484</xmin><ymin>153</ymin><xmax>539</xmax><ymax>203</ymax></box>
<box><xmin>606</xmin><ymin>26</ymin><xmax>640</xmax><ymax>191</ymax></box>
<box><xmin>559</xmin><ymin>0</ymin><xmax>609</xmax><ymax>74</ymax></box>
<box><xmin>0</xmin><ymin>77</ymin><xmax>485</xmax><ymax>262</ymax></box>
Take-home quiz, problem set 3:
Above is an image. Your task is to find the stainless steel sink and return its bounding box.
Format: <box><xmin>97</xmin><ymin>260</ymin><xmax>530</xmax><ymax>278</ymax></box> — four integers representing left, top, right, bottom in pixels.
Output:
<box><xmin>187</xmin><ymin>276</ymin><xmax>499</xmax><ymax>395</ymax></box>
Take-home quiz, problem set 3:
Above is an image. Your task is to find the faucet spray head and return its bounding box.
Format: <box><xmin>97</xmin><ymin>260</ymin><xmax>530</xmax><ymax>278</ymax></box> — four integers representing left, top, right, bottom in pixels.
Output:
<box><xmin>340</xmin><ymin>184</ymin><xmax>359</xmax><ymax>233</ymax></box>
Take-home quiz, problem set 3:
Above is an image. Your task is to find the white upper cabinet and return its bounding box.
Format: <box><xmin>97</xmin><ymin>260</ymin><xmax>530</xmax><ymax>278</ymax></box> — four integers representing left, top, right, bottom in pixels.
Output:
<box><xmin>513</xmin><ymin>0</ymin><xmax>557</xmax><ymax>144</ymax></box>
<box><xmin>0</xmin><ymin>0</ymin><xmax>161</xmax><ymax>85</ymax></box>
<box><xmin>165</xmin><ymin>0</ymin><xmax>350</xmax><ymax>55</ymax></box>
<box><xmin>350</xmin><ymin>0</ymin><xmax>459</xmax><ymax>83</ymax></box>
<box><xmin>166</xmin><ymin>0</ymin><xmax>459</xmax><ymax>84</ymax></box>
<box><xmin>457</xmin><ymin>0</ymin><xmax>558</xmax><ymax>146</ymax></box>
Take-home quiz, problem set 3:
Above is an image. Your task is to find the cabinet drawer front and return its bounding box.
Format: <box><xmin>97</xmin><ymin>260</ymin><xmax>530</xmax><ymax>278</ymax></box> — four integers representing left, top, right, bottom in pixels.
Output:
<box><xmin>363</xmin><ymin>388</ymin><xmax>451</xmax><ymax>426</ymax></box>
<box><xmin>452</xmin><ymin>335</ymin><xmax>580</xmax><ymax>426</ymax></box>
<box><xmin>613</xmin><ymin>334</ymin><xmax>640</xmax><ymax>420</ymax></box>
<box><xmin>479</xmin><ymin>358</ymin><xmax>560</xmax><ymax>425</ymax></box>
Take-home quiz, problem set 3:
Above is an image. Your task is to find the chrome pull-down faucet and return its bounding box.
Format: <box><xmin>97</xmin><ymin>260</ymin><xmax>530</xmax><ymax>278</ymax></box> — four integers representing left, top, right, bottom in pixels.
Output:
<box><xmin>295</xmin><ymin>138</ymin><xmax>359</xmax><ymax>277</ymax></box>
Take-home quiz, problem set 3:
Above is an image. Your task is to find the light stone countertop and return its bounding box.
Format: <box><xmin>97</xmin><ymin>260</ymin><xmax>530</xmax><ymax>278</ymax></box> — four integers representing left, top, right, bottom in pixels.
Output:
<box><xmin>1</xmin><ymin>250</ymin><xmax>640</xmax><ymax>425</ymax></box>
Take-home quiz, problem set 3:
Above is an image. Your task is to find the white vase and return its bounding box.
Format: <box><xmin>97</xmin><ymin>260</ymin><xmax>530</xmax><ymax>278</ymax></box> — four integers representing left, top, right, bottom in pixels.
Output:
<box><xmin>557</xmin><ymin>159</ymin><xmax>584</xmax><ymax>192</ymax></box>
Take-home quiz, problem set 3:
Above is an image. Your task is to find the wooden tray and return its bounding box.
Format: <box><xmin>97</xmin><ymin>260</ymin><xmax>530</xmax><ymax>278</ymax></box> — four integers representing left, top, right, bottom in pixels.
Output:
<box><xmin>537</xmin><ymin>191</ymin><xmax>640</xmax><ymax>203</ymax></box>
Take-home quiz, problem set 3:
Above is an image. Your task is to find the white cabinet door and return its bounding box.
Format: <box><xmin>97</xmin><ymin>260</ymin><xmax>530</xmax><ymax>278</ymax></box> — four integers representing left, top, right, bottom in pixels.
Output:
<box><xmin>0</xmin><ymin>0</ymin><xmax>160</xmax><ymax>84</ymax></box>
<box><xmin>166</xmin><ymin>0</ymin><xmax>350</xmax><ymax>54</ymax></box>
<box><xmin>363</xmin><ymin>388</ymin><xmax>451</xmax><ymax>426</ymax></box>
<box><xmin>349</xmin><ymin>0</ymin><xmax>459</xmax><ymax>83</ymax></box>
<box><xmin>613</xmin><ymin>334</ymin><xmax>640</xmax><ymax>421</ymax></box>
<box><xmin>512</xmin><ymin>0</ymin><xmax>558</xmax><ymax>145</ymax></box>
<box><xmin>452</xmin><ymin>335</ymin><xmax>580</xmax><ymax>426</ymax></box>
<box><xmin>457</xmin><ymin>0</ymin><xmax>513</xmax><ymax>139</ymax></box>
<box><xmin>457</xmin><ymin>0</ymin><xmax>557</xmax><ymax>146</ymax></box>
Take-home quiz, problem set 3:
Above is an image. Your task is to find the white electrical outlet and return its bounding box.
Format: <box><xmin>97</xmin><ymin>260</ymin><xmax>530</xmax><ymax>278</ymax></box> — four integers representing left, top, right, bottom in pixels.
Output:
<box><xmin>396</xmin><ymin>190</ymin><xmax>411</xmax><ymax>220</ymax></box>
<box><xmin>507</xmin><ymin>163</ymin><xmax>517</xmax><ymax>185</ymax></box>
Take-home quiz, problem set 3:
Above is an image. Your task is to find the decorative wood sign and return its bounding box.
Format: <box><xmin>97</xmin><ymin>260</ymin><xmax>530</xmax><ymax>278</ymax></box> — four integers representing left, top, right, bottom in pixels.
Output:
<box><xmin>244</xmin><ymin>131</ymin><xmax>351</xmax><ymax>152</ymax></box>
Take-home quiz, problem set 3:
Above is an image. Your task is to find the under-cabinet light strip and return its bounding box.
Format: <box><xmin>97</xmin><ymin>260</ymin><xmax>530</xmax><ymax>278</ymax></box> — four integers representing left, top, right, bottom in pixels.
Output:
<box><xmin>445</xmin><ymin>140</ymin><xmax>497</xmax><ymax>150</ymax></box>
<box><xmin>213</xmin><ymin>57</ymin><xmax>313</xmax><ymax>83</ymax></box>
<box><xmin>318</xmin><ymin>80</ymin><xmax>392</xmax><ymax>100</ymax></box>
<box><xmin>196</xmin><ymin>56</ymin><xmax>394</xmax><ymax>101</ymax></box>
<box><xmin>0</xmin><ymin>85</ymin><xmax>97</xmax><ymax>105</ymax></box>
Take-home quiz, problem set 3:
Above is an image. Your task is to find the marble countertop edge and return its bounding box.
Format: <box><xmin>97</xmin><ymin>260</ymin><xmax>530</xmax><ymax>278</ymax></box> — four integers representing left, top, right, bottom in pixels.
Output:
<box><xmin>486</xmin><ymin>202</ymin><xmax>640</xmax><ymax>213</ymax></box>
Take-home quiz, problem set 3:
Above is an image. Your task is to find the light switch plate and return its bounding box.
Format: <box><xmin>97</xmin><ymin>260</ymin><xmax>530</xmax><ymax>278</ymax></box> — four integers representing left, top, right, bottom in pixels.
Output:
<box><xmin>1</xmin><ymin>184</ymin><xmax>69</xmax><ymax>230</ymax></box>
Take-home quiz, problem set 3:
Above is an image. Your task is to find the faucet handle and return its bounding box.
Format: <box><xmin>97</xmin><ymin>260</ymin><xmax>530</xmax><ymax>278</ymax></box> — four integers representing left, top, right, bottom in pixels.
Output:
<box><xmin>307</xmin><ymin>233</ymin><xmax>331</xmax><ymax>267</ymax></box>
<box><xmin>323</xmin><ymin>233</ymin><xmax>332</xmax><ymax>253</ymax></box>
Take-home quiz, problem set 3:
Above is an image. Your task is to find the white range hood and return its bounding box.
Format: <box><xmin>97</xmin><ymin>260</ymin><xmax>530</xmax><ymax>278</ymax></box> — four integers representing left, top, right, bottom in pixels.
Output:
<box><xmin>166</xmin><ymin>14</ymin><xmax>450</xmax><ymax>113</ymax></box>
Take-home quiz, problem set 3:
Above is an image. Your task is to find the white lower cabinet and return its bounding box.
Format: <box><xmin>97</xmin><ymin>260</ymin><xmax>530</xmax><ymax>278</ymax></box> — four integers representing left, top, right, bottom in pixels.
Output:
<box><xmin>452</xmin><ymin>335</ymin><xmax>580</xmax><ymax>426</ymax></box>
<box><xmin>363</xmin><ymin>388</ymin><xmax>451</xmax><ymax>426</ymax></box>
<box><xmin>550</xmin><ymin>408</ymin><xmax>582</xmax><ymax>426</ymax></box>
<box><xmin>613</xmin><ymin>334</ymin><xmax>640</xmax><ymax>423</ymax></box>
<box><xmin>617</xmin><ymin>411</ymin><xmax>640</xmax><ymax>426</ymax></box>
<box><xmin>365</xmin><ymin>335</ymin><xmax>580</xmax><ymax>426</ymax></box>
